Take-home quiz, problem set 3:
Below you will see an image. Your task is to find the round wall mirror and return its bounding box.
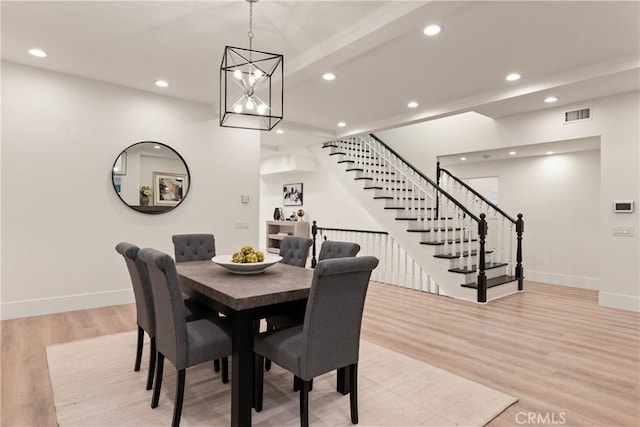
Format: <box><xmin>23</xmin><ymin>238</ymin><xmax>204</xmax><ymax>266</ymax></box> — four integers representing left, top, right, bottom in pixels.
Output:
<box><xmin>112</xmin><ymin>141</ymin><xmax>190</xmax><ymax>214</ymax></box>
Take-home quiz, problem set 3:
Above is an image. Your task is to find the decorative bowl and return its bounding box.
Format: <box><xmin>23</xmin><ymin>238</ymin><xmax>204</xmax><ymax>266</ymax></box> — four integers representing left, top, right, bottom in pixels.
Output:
<box><xmin>211</xmin><ymin>253</ymin><xmax>282</xmax><ymax>275</ymax></box>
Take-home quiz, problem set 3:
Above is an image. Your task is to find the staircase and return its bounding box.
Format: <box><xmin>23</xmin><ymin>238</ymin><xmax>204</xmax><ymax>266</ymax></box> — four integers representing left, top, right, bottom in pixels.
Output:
<box><xmin>311</xmin><ymin>134</ymin><xmax>524</xmax><ymax>303</ymax></box>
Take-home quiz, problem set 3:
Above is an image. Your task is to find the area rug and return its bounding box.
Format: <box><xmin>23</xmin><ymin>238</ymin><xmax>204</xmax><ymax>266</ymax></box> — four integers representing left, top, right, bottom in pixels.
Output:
<box><xmin>46</xmin><ymin>331</ymin><xmax>516</xmax><ymax>426</ymax></box>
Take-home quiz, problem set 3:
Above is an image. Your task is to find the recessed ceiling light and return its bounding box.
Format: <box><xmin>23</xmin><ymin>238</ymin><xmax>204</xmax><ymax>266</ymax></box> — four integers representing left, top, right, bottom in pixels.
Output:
<box><xmin>505</xmin><ymin>73</ymin><xmax>521</xmax><ymax>81</ymax></box>
<box><xmin>337</xmin><ymin>122</ymin><xmax>346</xmax><ymax>127</ymax></box>
<box><xmin>509</xmin><ymin>151</ymin><xmax>517</xmax><ymax>156</ymax></box>
<box><xmin>153</xmin><ymin>145</ymin><xmax>161</xmax><ymax>149</ymax></box>
<box><xmin>322</xmin><ymin>73</ymin><xmax>336</xmax><ymax>81</ymax></box>
<box><xmin>544</xmin><ymin>96</ymin><xmax>558</xmax><ymax>103</ymax></box>
<box><xmin>546</xmin><ymin>151</ymin><xmax>554</xmax><ymax>155</ymax></box>
<box><xmin>276</xmin><ymin>129</ymin><xmax>284</xmax><ymax>134</ymax></box>
<box><xmin>28</xmin><ymin>48</ymin><xmax>47</xmax><ymax>58</ymax></box>
<box><xmin>460</xmin><ymin>157</ymin><xmax>467</xmax><ymax>161</ymax></box>
<box><xmin>423</xmin><ymin>25</ymin><xmax>442</xmax><ymax>36</ymax></box>
<box><xmin>154</xmin><ymin>80</ymin><xmax>169</xmax><ymax>88</ymax></box>
<box><xmin>407</xmin><ymin>101</ymin><xmax>419</xmax><ymax>108</ymax></box>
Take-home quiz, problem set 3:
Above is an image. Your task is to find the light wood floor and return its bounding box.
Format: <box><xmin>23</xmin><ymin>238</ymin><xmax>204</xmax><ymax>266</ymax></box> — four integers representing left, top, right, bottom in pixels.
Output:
<box><xmin>1</xmin><ymin>281</ymin><xmax>638</xmax><ymax>426</ymax></box>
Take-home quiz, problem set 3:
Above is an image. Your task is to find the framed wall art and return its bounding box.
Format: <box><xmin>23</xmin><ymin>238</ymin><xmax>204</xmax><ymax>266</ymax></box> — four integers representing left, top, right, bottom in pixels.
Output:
<box><xmin>283</xmin><ymin>182</ymin><xmax>303</xmax><ymax>206</ymax></box>
<box><xmin>153</xmin><ymin>172</ymin><xmax>187</xmax><ymax>206</ymax></box>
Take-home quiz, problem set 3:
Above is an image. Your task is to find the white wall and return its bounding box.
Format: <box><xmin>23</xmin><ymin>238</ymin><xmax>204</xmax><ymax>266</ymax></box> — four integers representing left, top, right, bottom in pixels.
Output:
<box><xmin>259</xmin><ymin>151</ymin><xmax>383</xmax><ymax>250</ymax></box>
<box><xmin>1</xmin><ymin>62</ymin><xmax>261</xmax><ymax>319</ymax></box>
<box><xmin>379</xmin><ymin>92</ymin><xmax>640</xmax><ymax>311</ymax></box>
<box><xmin>446</xmin><ymin>149</ymin><xmax>601</xmax><ymax>290</ymax></box>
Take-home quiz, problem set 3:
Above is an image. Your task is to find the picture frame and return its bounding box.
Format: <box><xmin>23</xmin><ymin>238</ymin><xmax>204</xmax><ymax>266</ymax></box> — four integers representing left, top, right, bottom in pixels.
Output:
<box><xmin>153</xmin><ymin>172</ymin><xmax>187</xmax><ymax>206</ymax></box>
<box><xmin>283</xmin><ymin>182</ymin><xmax>303</xmax><ymax>206</ymax></box>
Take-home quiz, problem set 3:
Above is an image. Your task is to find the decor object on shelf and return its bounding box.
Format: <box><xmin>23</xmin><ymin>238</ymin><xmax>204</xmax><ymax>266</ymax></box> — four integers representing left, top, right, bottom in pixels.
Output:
<box><xmin>153</xmin><ymin>172</ymin><xmax>187</xmax><ymax>207</ymax></box>
<box><xmin>139</xmin><ymin>186</ymin><xmax>152</xmax><ymax>207</ymax></box>
<box><xmin>283</xmin><ymin>182</ymin><xmax>303</xmax><ymax>206</ymax></box>
<box><xmin>297</xmin><ymin>209</ymin><xmax>305</xmax><ymax>221</ymax></box>
<box><xmin>111</xmin><ymin>141</ymin><xmax>191</xmax><ymax>215</ymax></box>
<box><xmin>273</xmin><ymin>207</ymin><xmax>284</xmax><ymax>221</ymax></box>
<box><xmin>212</xmin><ymin>253</ymin><xmax>282</xmax><ymax>275</ymax></box>
<box><xmin>219</xmin><ymin>0</ymin><xmax>283</xmax><ymax>131</ymax></box>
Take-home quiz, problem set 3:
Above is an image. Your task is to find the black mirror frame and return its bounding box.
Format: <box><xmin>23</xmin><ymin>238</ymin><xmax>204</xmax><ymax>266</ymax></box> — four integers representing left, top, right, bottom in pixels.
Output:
<box><xmin>112</xmin><ymin>141</ymin><xmax>191</xmax><ymax>214</ymax></box>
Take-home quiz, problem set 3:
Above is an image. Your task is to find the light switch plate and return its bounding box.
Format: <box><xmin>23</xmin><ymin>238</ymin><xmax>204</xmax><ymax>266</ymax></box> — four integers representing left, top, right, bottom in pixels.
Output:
<box><xmin>235</xmin><ymin>222</ymin><xmax>249</xmax><ymax>229</ymax></box>
<box><xmin>612</xmin><ymin>226</ymin><xmax>634</xmax><ymax>237</ymax></box>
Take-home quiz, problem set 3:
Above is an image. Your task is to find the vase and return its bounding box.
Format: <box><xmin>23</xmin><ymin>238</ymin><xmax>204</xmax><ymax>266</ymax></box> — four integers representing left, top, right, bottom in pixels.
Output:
<box><xmin>140</xmin><ymin>195</ymin><xmax>149</xmax><ymax>207</ymax></box>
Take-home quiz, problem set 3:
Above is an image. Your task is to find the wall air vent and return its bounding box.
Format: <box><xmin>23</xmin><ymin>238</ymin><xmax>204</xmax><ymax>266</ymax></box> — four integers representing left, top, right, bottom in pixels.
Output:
<box><xmin>564</xmin><ymin>108</ymin><xmax>591</xmax><ymax>123</ymax></box>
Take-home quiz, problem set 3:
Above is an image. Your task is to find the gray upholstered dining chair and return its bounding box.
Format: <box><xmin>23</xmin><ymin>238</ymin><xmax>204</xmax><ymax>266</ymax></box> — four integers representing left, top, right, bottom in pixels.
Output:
<box><xmin>318</xmin><ymin>240</ymin><xmax>361</xmax><ymax>261</ymax></box>
<box><xmin>138</xmin><ymin>247</ymin><xmax>233</xmax><ymax>427</ymax></box>
<box><xmin>254</xmin><ymin>256</ymin><xmax>379</xmax><ymax>427</ymax></box>
<box><xmin>172</xmin><ymin>233</ymin><xmax>216</xmax><ymax>262</ymax></box>
<box><xmin>115</xmin><ymin>242</ymin><xmax>216</xmax><ymax>391</ymax></box>
<box><xmin>264</xmin><ymin>240</ymin><xmax>361</xmax><ymax>371</ymax></box>
<box><xmin>171</xmin><ymin>233</ymin><xmax>225</xmax><ymax>373</ymax></box>
<box><xmin>279</xmin><ymin>235</ymin><xmax>313</xmax><ymax>268</ymax></box>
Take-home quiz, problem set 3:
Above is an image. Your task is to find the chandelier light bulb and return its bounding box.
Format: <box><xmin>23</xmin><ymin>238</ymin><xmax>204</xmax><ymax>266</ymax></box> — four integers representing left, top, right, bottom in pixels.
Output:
<box><xmin>234</xmin><ymin>104</ymin><xmax>243</xmax><ymax>113</ymax></box>
<box><xmin>245</xmin><ymin>99</ymin><xmax>255</xmax><ymax>110</ymax></box>
<box><xmin>257</xmin><ymin>104</ymin><xmax>268</xmax><ymax>115</ymax></box>
<box><xmin>254</xmin><ymin>69</ymin><xmax>263</xmax><ymax>79</ymax></box>
<box><xmin>234</xmin><ymin>70</ymin><xmax>243</xmax><ymax>80</ymax></box>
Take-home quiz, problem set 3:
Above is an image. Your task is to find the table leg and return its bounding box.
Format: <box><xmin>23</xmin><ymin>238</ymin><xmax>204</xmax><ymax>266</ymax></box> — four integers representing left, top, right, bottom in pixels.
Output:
<box><xmin>231</xmin><ymin>310</ymin><xmax>254</xmax><ymax>427</ymax></box>
<box><xmin>336</xmin><ymin>366</ymin><xmax>351</xmax><ymax>395</ymax></box>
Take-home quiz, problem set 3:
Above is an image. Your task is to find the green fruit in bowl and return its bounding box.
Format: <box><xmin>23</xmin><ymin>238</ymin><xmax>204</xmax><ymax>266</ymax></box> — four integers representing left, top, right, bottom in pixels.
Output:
<box><xmin>231</xmin><ymin>246</ymin><xmax>265</xmax><ymax>263</ymax></box>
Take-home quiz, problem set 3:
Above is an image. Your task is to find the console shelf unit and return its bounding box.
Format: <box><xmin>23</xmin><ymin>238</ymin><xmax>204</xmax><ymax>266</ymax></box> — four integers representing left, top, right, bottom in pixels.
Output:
<box><xmin>266</xmin><ymin>220</ymin><xmax>310</xmax><ymax>254</ymax></box>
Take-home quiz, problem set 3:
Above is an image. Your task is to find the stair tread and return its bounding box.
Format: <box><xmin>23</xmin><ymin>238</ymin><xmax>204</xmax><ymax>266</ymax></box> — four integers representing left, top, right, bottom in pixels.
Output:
<box><xmin>420</xmin><ymin>239</ymin><xmax>478</xmax><ymax>245</ymax></box>
<box><xmin>397</xmin><ymin>216</ymin><xmax>453</xmax><ymax>221</ymax></box>
<box><xmin>434</xmin><ymin>249</ymin><xmax>493</xmax><ymax>259</ymax></box>
<box><xmin>365</xmin><ymin>187</ymin><xmax>414</xmax><ymax>191</ymax></box>
<box><xmin>407</xmin><ymin>227</ymin><xmax>462</xmax><ymax>232</ymax></box>
<box><xmin>374</xmin><ymin>196</ymin><xmax>425</xmax><ymax>200</ymax></box>
<box><xmin>448</xmin><ymin>262</ymin><xmax>508</xmax><ymax>274</ymax></box>
<box><xmin>460</xmin><ymin>275</ymin><xmax>518</xmax><ymax>289</ymax></box>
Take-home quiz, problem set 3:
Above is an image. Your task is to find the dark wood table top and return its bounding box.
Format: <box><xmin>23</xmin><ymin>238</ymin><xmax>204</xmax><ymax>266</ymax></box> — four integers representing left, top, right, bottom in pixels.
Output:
<box><xmin>176</xmin><ymin>260</ymin><xmax>314</xmax><ymax>311</ymax></box>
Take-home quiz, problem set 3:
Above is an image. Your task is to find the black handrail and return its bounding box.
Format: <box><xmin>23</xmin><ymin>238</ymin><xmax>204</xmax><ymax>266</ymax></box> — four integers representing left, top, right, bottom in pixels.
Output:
<box><xmin>437</xmin><ymin>162</ymin><xmax>517</xmax><ymax>224</ymax></box>
<box><xmin>317</xmin><ymin>226</ymin><xmax>388</xmax><ymax>235</ymax></box>
<box><xmin>368</xmin><ymin>134</ymin><xmax>480</xmax><ymax>223</ymax></box>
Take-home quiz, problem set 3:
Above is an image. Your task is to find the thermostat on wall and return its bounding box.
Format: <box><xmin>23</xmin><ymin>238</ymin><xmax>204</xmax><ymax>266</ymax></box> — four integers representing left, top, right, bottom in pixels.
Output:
<box><xmin>613</xmin><ymin>201</ymin><xmax>634</xmax><ymax>213</ymax></box>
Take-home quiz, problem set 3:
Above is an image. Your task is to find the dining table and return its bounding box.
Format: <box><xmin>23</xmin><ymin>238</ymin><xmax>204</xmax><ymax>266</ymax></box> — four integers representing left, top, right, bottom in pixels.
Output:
<box><xmin>176</xmin><ymin>259</ymin><xmax>324</xmax><ymax>427</ymax></box>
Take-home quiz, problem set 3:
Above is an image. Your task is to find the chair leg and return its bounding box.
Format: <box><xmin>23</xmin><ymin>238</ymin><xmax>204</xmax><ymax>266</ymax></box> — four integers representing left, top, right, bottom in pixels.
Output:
<box><xmin>221</xmin><ymin>357</ymin><xmax>229</xmax><ymax>384</ymax></box>
<box><xmin>294</xmin><ymin>376</ymin><xmax>313</xmax><ymax>392</ymax></box>
<box><xmin>349</xmin><ymin>363</ymin><xmax>358</xmax><ymax>424</ymax></box>
<box><xmin>265</xmin><ymin>323</ymin><xmax>274</xmax><ymax>371</ymax></box>
<box><xmin>151</xmin><ymin>353</ymin><xmax>165</xmax><ymax>409</ymax></box>
<box><xmin>172</xmin><ymin>369</ymin><xmax>185</xmax><ymax>427</ymax></box>
<box><xmin>146</xmin><ymin>337</ymin><xmax>157</xmax><ymax>390</ymax></box>
<box><xmin>254</xmin><ymin>354</ymin><xmax>264</xmax><ymax>412</ymax></box>
<box><xmin>214</xmin><ymin>359</ymin><xmax>221</xmax><ymax>372</ymax></box>
<box><xmin>299</xmin><ymin>379</ymin><xmax>311</xmax><ymax>427</ymax></box>
<box><xmin>135</xmin><ymin>326</ymin><xmax>144</xmax><ymax>372</ymax></box>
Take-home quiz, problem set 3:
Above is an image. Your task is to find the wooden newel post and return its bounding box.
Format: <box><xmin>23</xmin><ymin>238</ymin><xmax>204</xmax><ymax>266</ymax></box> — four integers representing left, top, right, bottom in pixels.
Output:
<box><xmin>515</xmin><ymin>213</ymin><xmax>524</xmax><ymax>291</ymax></box>
<box><xmin>477</xmin><ymin>213</ymin><xmax>487</xmax><ymax>303</ymax></box>
<box><xmin>311</xmin><ymin>220</ymin><xmax>318</xmax><ymax>268</ymax></box>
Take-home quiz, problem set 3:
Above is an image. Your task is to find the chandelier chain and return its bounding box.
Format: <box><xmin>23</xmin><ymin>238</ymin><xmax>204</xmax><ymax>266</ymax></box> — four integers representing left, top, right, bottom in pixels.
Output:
<box><xmin>248</xmin><ymin>1</ymin><xmax>254</xmax><ymax>51</ymax></box>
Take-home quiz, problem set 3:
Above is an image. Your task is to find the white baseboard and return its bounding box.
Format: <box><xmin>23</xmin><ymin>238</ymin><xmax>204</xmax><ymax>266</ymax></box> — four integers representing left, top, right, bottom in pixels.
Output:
<box><xmin>0</xmin><ymin>288</ymin><xmax>134</xmax><ymax>320</ymax></box>
<box><xmin>599</xmin><ymin>292</ymin><xmax>640</xmax><ymax>312</ymax></box>
<box><xmin>525</xmin><ymin>270</ymin><xmax>600</xmax><ymax>290</ymax></box>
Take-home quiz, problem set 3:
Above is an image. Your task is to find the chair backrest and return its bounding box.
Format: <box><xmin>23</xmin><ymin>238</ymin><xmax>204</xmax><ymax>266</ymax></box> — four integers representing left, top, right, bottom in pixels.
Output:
<box><xmin>172</xmin><ymin>234</ymin><xmax>216</xmax><ymax>262</ymax></box>
<box><xmin>138</xmin><ymin>248</ymin><xmax>189</xmax><ymax>369</ymax></box>
<box><xmin>318</xmin><ymin>240</ymin><xmax>361</xmax><ymax>261</ymax></box>
<box><xmin>115</xmin><ymin>242</ymin><xmax>155</xmax><ymax>336</ymax></box>
<box><xmin>279</xmin><ymin>235</ymin><xmax>312</xmax><ymax>268</ymax></box>
<box><xmin>300</xmin><ymin>256</ymin><xmax>379</xmax><ymax>379</ymax></box>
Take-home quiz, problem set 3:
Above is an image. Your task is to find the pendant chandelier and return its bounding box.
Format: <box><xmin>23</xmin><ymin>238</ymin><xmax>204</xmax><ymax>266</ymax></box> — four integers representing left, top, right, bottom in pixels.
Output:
<box><xmin>219</xmin><ymin>0</ymin><xmax>283</xmax><ymax>131</ymax></box>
